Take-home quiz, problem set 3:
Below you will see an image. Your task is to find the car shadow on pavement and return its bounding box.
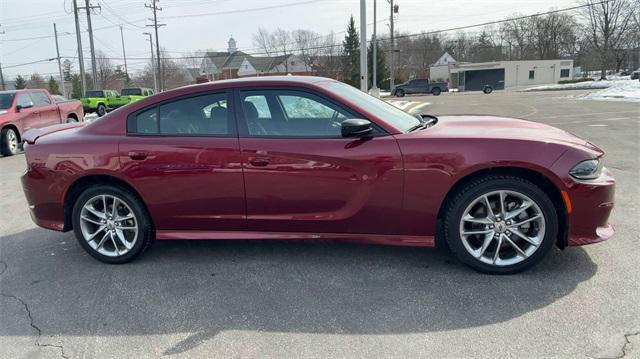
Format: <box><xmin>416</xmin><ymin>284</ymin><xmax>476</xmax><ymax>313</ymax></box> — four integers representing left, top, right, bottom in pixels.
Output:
<box><xmin>0</xmin><ymin>228</ymin><xmax>597</xmax><ymax>356</ymax></box>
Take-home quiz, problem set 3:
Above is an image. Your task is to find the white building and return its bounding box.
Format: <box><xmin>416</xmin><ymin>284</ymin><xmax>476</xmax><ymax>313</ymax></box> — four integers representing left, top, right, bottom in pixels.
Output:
<box><xmin>448</xmin><ymin>59</ymin><xmax>574</xmax><ymax>91</ymax></box>
<box><xmin>429</xmin><ymin>52</ymin><xmax>456</xmax><ymax>82</ymax></box>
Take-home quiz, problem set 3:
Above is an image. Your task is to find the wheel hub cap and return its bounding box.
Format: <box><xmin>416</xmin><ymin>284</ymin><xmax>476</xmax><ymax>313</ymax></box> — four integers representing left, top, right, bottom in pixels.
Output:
<box><xmin>79</xmin><ymin>194</ymin><xmax>138</xmax><ymax>257</ymax></box>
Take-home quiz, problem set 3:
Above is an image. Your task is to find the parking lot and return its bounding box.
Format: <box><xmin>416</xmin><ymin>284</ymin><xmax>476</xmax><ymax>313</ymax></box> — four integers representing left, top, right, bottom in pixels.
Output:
<box><xmin>1</xmin><ymin>89</ymin><xmax>638</xmax><ymax>358</ymax></box>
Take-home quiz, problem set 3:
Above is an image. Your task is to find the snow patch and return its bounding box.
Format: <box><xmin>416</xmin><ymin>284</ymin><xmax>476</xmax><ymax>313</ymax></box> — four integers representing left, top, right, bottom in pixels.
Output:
<box><xmin>581</xmin><ymin>80</ymin><xmax>640</xmax><ymax>102</ymax></box>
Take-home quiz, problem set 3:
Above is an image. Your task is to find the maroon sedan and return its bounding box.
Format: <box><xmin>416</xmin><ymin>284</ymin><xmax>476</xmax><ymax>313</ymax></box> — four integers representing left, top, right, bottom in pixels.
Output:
<box><xmin>20</xmin><ymin>76</ymin><xmax>615</xmax><ymax>273</ymax></box>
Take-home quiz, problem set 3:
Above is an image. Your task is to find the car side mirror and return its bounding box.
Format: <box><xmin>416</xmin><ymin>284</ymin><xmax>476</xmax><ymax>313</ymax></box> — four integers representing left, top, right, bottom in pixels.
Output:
<box><xmin>16</xmin><ymin>101</ymin><xmax>34</xmax><ymax>112</ymax></box>
<box><xmin>341</xmin><ymin>119</ymin><xmax>373</xmax><ymax>138</ymax></box>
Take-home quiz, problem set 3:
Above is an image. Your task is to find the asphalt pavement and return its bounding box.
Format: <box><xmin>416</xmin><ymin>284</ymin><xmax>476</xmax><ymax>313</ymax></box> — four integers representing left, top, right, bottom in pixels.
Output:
<box><xmin>1</xmin><ymin>89</ymin><xmax>638</xmax><ymax>358</ymax></box>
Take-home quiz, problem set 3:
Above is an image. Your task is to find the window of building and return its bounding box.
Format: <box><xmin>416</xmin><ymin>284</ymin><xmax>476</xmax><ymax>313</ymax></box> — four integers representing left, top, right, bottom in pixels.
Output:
<box><xmin>560</xmin><ymin>69</ymin><xmax>570</xmax><ymax>78</ymax></box>
<box><xmin>528</xmin><ymin>70</ymin><xmax>535</xmax><ymax>80</ymax></box>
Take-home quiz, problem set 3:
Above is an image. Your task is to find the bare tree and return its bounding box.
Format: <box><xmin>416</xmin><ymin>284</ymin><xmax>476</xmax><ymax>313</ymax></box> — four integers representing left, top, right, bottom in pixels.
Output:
<box><xmin>27</xmin><ymin>73</ymin><xmax>46</xmax><ymax>89</ymax></box>
<box><xmin>580</xmin><ymin>0</ymin><xmax>637</xmax><ymax>79</ymax></box>
<box><xmin>253</xmin><ymin>28</ymin><xmax>275</xmax><ymax>57</ymax></box>
<box><xmin>293</xmin><ymin>29</ymin><xmax>321</xmax><ymax>71</ymax></box>
<box><xmin>95</xmin><ymin>50</ymin><xmax>115</xmax><ymax>89</ymax></box>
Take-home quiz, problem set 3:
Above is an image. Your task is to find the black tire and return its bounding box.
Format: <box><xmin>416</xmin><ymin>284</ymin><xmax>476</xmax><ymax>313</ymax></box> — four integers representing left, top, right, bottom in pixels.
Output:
<box><xmin>395</xmin><ymin>89</ymin><xmax>405</xmax><ymax>97</ymax></box>
<box><xmin>431</xmin><ymin>87</ymin><xmax>441</xmax><ymax>96</ymax></box>
<box><xmin>96</xmin><ymin>104</ymin><xmax>107</xmax><ymax>117</ymax></box>
<box><xmin>1</xmin><ymin>127</ymin><xmax>19</xmax><ymax>156</ymax></box>
<box><xmin>72</xmin><ymin>185</ymin><xmax>154</xmax><ymax>264</ymax></box>
<box><xmin>483</xmin><ymin>86</ymin><xmax>493</xmax><ymax>94</ymax></box>
<box><xmin>443</xmin><ymin>175</ymin><xmax>558</xmax><ymax>274</ymax></box>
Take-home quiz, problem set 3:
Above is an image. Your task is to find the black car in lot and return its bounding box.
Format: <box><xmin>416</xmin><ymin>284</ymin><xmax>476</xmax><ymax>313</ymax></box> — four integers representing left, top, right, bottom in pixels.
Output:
<box><xmin>393</xmin><ymin>79</ymin><xmax>448</xmax><ymax>97</ymax></box>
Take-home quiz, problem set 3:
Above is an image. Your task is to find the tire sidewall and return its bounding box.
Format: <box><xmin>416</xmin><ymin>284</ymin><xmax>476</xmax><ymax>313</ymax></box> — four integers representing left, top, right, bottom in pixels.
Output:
<box><xmin>72</xmin><ymin>185</ymin><xmax>152</xmax><ymax>264</ymax></box>
<box><xmin>432</xmin><ymin>88</ymin><xmax>441</xmax><ymax>96</ymax></box>
<box><xmin>484</xmin><ymin>86</ymin><xmax>493</xmax><ymax>94</ymax></box>
<box><xmin>445</xmin><ymin>177</ymin><xmax>558</xmax><ymax>274</ymax></box>
<box><xmin>1</xmin><ymin>128</ymin><xmax>19</xmax><ymax>156</ymax></box>
<box><xmin>97</xmin><ymin>104</ymin><xmax>106</xmax><ymax>116</ymax></box>
<box><xmin>396</xmin><ymin>89</ymin><xmax>405</xmax><ymax>97</ymax></box>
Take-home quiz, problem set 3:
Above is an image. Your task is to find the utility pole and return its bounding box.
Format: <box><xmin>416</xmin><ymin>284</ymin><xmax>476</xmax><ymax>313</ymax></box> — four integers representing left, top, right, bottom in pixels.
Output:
<box><xmin>84</xmin><ymin>0</ymin><xmax>100</xmax><ymax>89</ymax></box>
<box><xmin>359</xmin><ymin>0</ymin><xmax>368</xmax><ymax>92</ymax></box>
<box><xmin>120</xmin><ymin>26</ymin><xmax>129</xmax><ymax>81</ymax></box>
<box><xmin>72</xmin><ymin>0</ymin><xmax>86</xmax><ymax>95</ymax></box>
<box><xmin>389</xmin><ymin>0</ymin><xmax>396</xmax><ymax>92</ymax></box>
<box><xmin>372</xmin><ymin>0</ymin><xmax>378</xmax><ymax>95</ymax></box>
<box><xmin>145</xmin><ymin>0</ymin><xmax>165</xmax><ymax>91</ymax></box>
<box><xmin>53</xmin><ymin>23</ymin><xmax>65</xmax><ymax>96</ymax></box>
<box><xmin>0</xmin><ymin>25</ymin><xmax>5</xmax><ymax>91</ymax></box>
<box><xmin>143</xmin><ymin>32</ymin><xmax>158</xmax><ymax>93</ymax></box>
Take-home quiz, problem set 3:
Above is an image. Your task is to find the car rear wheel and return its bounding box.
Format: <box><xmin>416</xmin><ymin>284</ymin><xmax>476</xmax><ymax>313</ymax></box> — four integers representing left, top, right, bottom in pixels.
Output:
<box><xmin>1</xmin><ymin>127</ymin><xmax>19</xmax><ymax>156</ymax></box>
<box><xmin>431</xmin><ymin>87</ymin><xmax>441</xmax><ymax>96</ymax></box>
<box><xmin>96</xmin><ymin>104</ymin><xmax>107</xmax><ymax>117</ymax></box>
<box><xmin>443</xmin><ymin>175</ymin><xmax>557</xmax><ymax>274</ymax></box>
<box><xmin>483</xmin><ymin>86</ymin><xmax>493</xmax><ymax>94</ymax></box>
<box><xmin>395</xmin><ymin>89</ymin><xmax>405</xmax><ymax>97</ymax></box>
<box><xmin>72</xmin><ymin>185</ymin><xmax>154</xmax><ymax>263</ymax></box>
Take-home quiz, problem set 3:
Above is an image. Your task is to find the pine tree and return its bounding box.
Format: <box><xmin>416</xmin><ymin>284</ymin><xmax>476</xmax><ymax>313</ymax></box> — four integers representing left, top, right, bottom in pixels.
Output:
<box><xmin>342</xmin><ymin>15</ymin><xmax>360</xmax><ymax>87</ymax></box>
<box><xmin>71</xmin><ymin>74</ymin><xmax>82</xmax><ymax>99</ymax></box>
<box><xmin>14</xmin><ymin>75</ymin><xmax>27</xmax><ymax>89</ymax></box>
<box><xmin>368</xmin><ymin>35</ymin><xmax>388</xmax><ymax>89</ymax></box>
<box><xmin>48</xmin><ymin>76</ymin><xmax>61</xmax><ymax>95</ymax></box>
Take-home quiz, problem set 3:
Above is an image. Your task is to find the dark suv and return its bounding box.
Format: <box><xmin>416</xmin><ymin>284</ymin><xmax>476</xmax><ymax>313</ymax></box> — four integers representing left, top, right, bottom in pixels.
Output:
<box><xmin>393</xmin><ymin>79</ymin><xmax>449</xmax><ymax>97</ymax></box>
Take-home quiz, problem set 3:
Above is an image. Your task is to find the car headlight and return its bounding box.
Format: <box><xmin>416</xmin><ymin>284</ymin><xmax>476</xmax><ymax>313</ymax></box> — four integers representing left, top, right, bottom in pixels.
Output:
<box><xmin>570</xmin><ymin>158</ymin><xmax>603</xmax><ymax>180</ymax></box>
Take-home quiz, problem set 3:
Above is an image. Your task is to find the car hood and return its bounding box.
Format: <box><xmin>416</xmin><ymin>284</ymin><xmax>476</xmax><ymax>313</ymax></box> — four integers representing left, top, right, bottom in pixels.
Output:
<box><xmin>406</xmin><ymin>115</ymin><xmax>602</xmax><ymax>153</ymax></box>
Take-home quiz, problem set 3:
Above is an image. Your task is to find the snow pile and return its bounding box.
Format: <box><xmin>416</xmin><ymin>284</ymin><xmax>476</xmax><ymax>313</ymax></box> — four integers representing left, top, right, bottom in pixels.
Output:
<box><xmin>582</xmin><ymin>79</ymin><xmax>640</xmax><ymax>102</ymax></box>
<box><xmin>386</xmin><ymin>100</ymin><xmax>431</xmax><ymax>113</ymax></box>
<box><xmin>523</xmin><ymin>80</ymin><xmax>613</xmax><ymax>91</ymax></box>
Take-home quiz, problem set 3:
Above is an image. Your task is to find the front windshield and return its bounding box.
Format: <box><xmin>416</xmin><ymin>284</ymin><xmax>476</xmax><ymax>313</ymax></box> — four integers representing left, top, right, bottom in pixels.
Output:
<box><xmin>0</xmin><ymin>93</ymin><xmax>15</xmax><ymax>109</ymax></box>
<box><xmin>85</xmin><ymin>90</ymin><xmax>104</xmax><ymax>98</ymax></box>
<box><xmin>121</xmin><ymin>88</ymin><xmax>142</xmax><ymax>96</ymax></box>
<box><xmin>320</xmin><ymin>81</ymin><xmax>421</xmax><ymax>132</ymax></box>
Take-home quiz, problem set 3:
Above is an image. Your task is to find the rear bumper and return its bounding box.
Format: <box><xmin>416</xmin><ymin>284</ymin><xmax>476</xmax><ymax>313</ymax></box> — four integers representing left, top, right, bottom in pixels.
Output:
<box><xmin>21</xmin><ymin>165</ymin><xmax>66</xmax><ymax>232</ymax></box>
<box><xmin>565</xmin><ymin>168</ymin><xmax>615</xmax><ymax>246</ymax></box>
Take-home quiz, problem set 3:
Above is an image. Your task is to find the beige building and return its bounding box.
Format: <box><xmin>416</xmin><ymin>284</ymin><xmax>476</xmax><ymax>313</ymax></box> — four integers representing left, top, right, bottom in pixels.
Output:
<box><xmin>448</xmin><ymin>59</ymin><xmax>574</xmax><ymax>91</ymax></box>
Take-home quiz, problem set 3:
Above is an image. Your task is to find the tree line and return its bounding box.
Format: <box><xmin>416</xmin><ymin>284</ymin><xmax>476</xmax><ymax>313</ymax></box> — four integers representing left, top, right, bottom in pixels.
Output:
<box><xmin>5</xmin><ymin>0</ymin><xmax>639</xmax><ymax>94</ymax></box>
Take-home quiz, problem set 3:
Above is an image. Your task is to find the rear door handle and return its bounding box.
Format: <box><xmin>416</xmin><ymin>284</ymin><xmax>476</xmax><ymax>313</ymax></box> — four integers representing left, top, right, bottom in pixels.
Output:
<box><xmin>128</xmin><ymin>151</ymin><xmax>149</xmax><ymax>160</ymax></box>
<box><xmin>249</xmin><ymin>157</ymin><xmax>270</xmax><ymax>167</ymax></box>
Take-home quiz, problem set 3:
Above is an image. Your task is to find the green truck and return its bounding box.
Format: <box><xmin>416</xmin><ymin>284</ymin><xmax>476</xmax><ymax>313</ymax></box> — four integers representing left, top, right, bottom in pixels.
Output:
<box><xmin>80</xmin><ymin>90</ymin><xmax>119</xmax><ymax>117</ymax></box>
<box><xmin>107</xmin><ymin>87</ymin><xmax>154</xmax><ymax>109</ymax></box>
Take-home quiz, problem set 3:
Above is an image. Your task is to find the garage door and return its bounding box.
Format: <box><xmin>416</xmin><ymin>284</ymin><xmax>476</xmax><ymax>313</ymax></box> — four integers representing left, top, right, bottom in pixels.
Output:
<box><xmin>464</xmin><ymin>69</ymin><xmax>505</xmax><ymax>91</ymax></box>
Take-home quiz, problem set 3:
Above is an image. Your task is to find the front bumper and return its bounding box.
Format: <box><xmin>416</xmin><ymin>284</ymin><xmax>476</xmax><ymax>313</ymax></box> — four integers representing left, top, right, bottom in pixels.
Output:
<box><xmin>565</xmin><ymin>168</ymin><xmax>615</xmax><ymax>246</ymax></box>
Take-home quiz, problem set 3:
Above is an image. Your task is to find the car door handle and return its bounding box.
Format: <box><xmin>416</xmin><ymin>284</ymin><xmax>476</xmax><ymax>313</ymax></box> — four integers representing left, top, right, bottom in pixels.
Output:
<box><xmin>249</xmin><ymin>157</ymin><xmax>270</xmax><ymax>167</ymax></box>
<box><xmin>128</xmin><ymin>151</ymin><xmax>149</xmax><ymax>160</ymax></box>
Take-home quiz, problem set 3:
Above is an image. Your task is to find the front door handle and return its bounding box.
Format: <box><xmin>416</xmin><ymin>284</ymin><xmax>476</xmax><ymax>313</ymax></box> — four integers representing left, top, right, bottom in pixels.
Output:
<box><xmin>249</xmin><ymin>157</ymin><xmax>270</xmax><ymax>167</ymax></box>
<box><xmin>128</xmin><ymin>151</ymin><xmax>149</xmax><ymax>160</ymax></box>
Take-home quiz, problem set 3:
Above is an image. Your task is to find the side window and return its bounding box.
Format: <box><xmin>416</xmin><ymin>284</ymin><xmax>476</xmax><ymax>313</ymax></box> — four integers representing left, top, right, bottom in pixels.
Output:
<box><xmin>240</xmin><ymin>90</ymin><xmax>353</xmax><ymax>138</ymax></box>
<box><xmin>560</xmin><ymin>69</ymin><xmax>570</xmax><ymax>78</ymax></box>
<box><xmin>31</xmin><ymin>92</ymin><xmax>52</xmax><ymax>106</ymax></box>
<box><xmin>128</xmin><ymin>107</ymin><xmax>158</xmax><ymax>134</ymax></box>
<box><xmin>159</xmin><ymin>93</ymin><xmax>230</xmax><ymax>136</ymax></box>
<box><xmin>17</xmin><ymin>93</ymin><xmax>34</xmax><ymax>107</ymax></box>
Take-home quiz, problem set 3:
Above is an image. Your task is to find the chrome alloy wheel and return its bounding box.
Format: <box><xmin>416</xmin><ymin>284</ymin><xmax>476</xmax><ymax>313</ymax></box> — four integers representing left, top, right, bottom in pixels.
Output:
<box><xmin>7</xmin><ymin>129</ymin><xmax>18</xmax><ymax>153</ymax></box>
<box><xmin>79</xmin><ymin>195</ymin><xmax>138</xmax><ymax>257</ymax></box>
<box><xmin>459</xmin><ymin>190</ymin><xmax>546</xmax><ymax>266</ymax></box>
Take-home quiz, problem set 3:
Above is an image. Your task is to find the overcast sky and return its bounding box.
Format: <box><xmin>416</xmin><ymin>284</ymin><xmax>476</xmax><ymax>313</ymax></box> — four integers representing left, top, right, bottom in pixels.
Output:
<box><xmin>0</xmin><ymin>0</ymin><xmax>578</xmax><ymax>79</ymax></box>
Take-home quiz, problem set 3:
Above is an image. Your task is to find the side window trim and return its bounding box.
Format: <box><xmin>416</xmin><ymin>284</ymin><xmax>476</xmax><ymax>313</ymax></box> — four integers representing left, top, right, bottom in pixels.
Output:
<box><xmin>126</xmin><ymin>89</ymin><xmax>236</xmax><ymax>137</ymax></box>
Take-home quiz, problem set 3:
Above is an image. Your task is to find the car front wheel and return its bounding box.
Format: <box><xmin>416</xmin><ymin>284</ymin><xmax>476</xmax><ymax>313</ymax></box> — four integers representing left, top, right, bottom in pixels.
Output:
<box><xmin>395</xmin><ymin>89</ymin><xmax>405</xmax><ymax>97</ymax></box>
<box><xmin>431</xmin><ymin>87</ymin><xmax>441</xmax><ymax>96</ymax></box>
<box><xmin>1</xmin><ymin>127</ymin><xmax>19</xmax><ymax>156</ymax></box>
<box><xmin>72</xmin><ymin>185</ymin><xmax>154</xmax><ymax>263</ymax></box>
<box><xmin>444</xmin><ymin>175</ymin><xmax>558</xmax><ymax>274</ymax></box>
<box><xmin>97</xmin><ymin>104</ymin><xmax>107</xmax><ymax>117</ymax></box>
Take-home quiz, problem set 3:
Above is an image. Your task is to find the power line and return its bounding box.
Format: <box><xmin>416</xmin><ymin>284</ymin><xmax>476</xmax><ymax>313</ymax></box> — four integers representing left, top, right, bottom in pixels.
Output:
<box><xmin>145</xmin><ymin>0</ymin><xmax>164</xmax><ymax>91</ymax></box>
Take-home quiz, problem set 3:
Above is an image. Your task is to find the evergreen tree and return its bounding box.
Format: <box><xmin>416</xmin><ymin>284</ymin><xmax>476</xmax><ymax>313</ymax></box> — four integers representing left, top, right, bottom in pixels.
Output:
<box><xmin>48</xmin><ymin>76</ymin><xmax>60</xmax><ymax>95</ymax></box>
<box><xmin>368</xmin><ymin>35</ymin><xmax>388</xmax><ymax>89</ymax></box>
<box><xmin>71</xmin><ymin>74</ymin><xmax>83</xmax><ymax>99</ymax></box>
<box><xmin>342</xmin><ymin>15</ymin><xmax>360</xmax><ymax>87</ymax></box>
<box><xmin>14</xmin><ymin>75</ymin><xmax>27</xmax><ymax>89</ymax></box>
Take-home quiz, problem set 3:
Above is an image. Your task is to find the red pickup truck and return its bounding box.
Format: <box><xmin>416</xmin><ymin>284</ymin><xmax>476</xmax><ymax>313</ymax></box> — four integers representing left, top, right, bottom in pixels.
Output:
<box><xmin>0</xmin><ymin>89</ymin><xmax>84</xmax><ymax>156</ymax></box>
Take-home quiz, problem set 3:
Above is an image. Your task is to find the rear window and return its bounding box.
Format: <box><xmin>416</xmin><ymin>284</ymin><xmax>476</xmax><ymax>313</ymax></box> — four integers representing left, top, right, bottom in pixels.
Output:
<box><xmin>121</xmin><ymin>88</ymin><xmax>142</xmax><ymax>96</ymax></box>
<box><xmin>0</xmin><ymin>93</ymin><xmax>15</xmax><ymax>109</ymax></box>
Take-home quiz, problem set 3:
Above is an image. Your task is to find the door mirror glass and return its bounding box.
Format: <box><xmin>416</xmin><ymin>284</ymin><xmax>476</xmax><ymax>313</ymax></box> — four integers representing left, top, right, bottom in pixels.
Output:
<box><xmin>341</xmin><ymin>119</ymin><xmax>373</xmax><ymax>137</ymax></box>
